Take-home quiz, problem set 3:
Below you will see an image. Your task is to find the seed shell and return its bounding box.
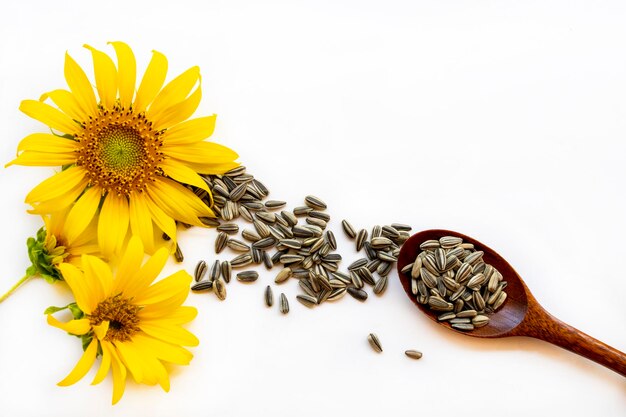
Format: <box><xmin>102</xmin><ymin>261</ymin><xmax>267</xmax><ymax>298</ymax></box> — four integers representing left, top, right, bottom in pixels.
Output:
<box><xmin>367</xmin><ymin>333</ymin><xmax>383</xmax><ymax>353</ymax></box>
<box><xmin>214</xmin><ymin>278</ymin><xmax>227</xmax><ymax>300</ymax></box>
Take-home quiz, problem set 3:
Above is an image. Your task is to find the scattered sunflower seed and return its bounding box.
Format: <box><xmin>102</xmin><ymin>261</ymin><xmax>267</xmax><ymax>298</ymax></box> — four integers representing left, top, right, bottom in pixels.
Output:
<box><xmin>367</xmin><ymin>333</ymin><xmax>383</xmax><ymax>353</ymax></box>
<box><xmin>214</xmin><ymin>278</ymin><xmax>227</xmax><ymax>300</ymax></box>
<box><xmin>237</xmin><ymin>270</ymin><xmax>259</xmax><ymax>283</ymax></box>
<box><xmin>194</xmin><ymin>260</ymin><xmax>207</xmax><ymax>282</ymax></box>
<box><xmin>404</xmin><ymin>350</ymin><xmax>422</xmax><ymax>360</ymax></box>
<box><xmin>265</xmin><ymin>285</ymin><xmax>274</xmax><ymax>307</ymax></box>
<box><xmin>279</xmin><ymin>293</ymin><xmax>289</xmax><ymax>314</ymax></box>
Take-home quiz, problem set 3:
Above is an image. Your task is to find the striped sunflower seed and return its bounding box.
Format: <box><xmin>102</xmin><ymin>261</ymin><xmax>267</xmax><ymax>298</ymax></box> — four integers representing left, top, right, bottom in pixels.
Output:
<box><xmin>279</xmin><ymin>293</ymin><xmax>289</xmax><ymax>314</ymax></box>
<box><xmin>227</xmin><ymin>239</ymin><xmax>251</xmax><ymax>252</ymax></box>
<box><xmin>341</xmin><ymin>220</ymin><xmax>356</xmax><ymax>239</ymax></box>
<box><xmin>242</xmin><ymin>229</ymin><xmax>261</xmax><ymax>242</ymax></box>
<box><xmin>373</xmin><ymin>276</ymin><xmax>388</xmax><ymax>295</ymax></box>
<box><xmin>217</xmin><ymin>223</ymin><xmax>239</xmax><ymax>234</ymax></box>
<box><xmin>347</xmin><ymin>287</ymin><xmax>368</xmax><ymax>301</ymax></box>
<box><xmin>293</xmin><ymin>206</ymin><xmax>313</xmax><ymax>216</ymax></box>
<box><xmin>275</xmin><ymin>267</ymin><xmax>292</xmax><ymax>284</ymax></box>
<box><xmin>391</xmin><ymin>223</ymin><xmax>412</xmax><ymax>231</ymax></box>
<box><xmin>265</xmin><ymin>285</ymin><xmax>274</xmax><ymax>307</ymax></box>
<box><xmin>367</xmin><ymin>333</ymin><xmax>383</xmax><ymax>353</ymax></box>
<box><xmin>194</xmin><ymin>260</ymin><xmax>207</xmax><ymax>282</ymax></box>
<box><xmin>231</xmin><ymin>253</ymin><xmax>253</xmax><ymax>268</ymax></box>
<box><xmin>191</xmin><ymin>280</ymin><xmax>213</xmax><ymax>292</ymax></box>
<box><xmin>214</xmin><ymin>278</ymin><xmax>227</xmax><ymax>300</ymax></box>
<box><xmin>265</xmin><ymin>200</ymin><xmax>286</xmax><ymax>209</ymax></box>
<box><xmin>209</xmin><ymin>260</ymin><xmax>221</xmax><ymax>281</ymax></box>
<box><xmin>280</xmin><ymin>210</ymin><xmax>298</xmax><ymax>227</ymax></box>
<box><xmin>356</xmin><ymin>229</ymin><xmax>368</xmax><ymax>251</ymax></box>
<box><xmin>296</xmin><ymin>294</ymin><xmax>318</xmax><ymax>308</ymax></box>
<box><xmin>237</xmin><ymin>270</ymin><xmax>259</xmax><ymax>283</ymax></box>
<box><xmin>215</xmin><ymin>232</ymin><xmax>228</xmax><ymax>253</ymax></box>
<box><xmin>252</xmin><ymin>237</ymin><xmax>277</xmax><ymax>250</ymax></box>
<box><xmin>221</xmin><ymin>261</ymin><xmax>232</xmax><ymax>283</ymax></box>
<box><xmin>309</xmin><ymin>211</ymin><xmax>331</xmax><ymax>222</ymax></box>
<box><xmin>305</xmin><ymin>195</ymin><xmax>327</xmax><ymax>210</ymax></box>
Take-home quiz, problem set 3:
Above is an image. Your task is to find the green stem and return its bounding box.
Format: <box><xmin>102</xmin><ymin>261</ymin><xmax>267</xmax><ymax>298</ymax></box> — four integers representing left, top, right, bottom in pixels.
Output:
<box><xmin>0</xmin><ymin>274</ymin><xmax>32</xmax><ymax>304</ymax></box>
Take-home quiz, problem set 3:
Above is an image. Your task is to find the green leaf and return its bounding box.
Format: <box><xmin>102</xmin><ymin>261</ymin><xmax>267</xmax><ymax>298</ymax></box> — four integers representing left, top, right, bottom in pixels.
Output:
<box><xmin>43</xmin><ymin>304</ymin><xmax>70</xmax><ymax>315</ymax></box>
<box><xmin>81</xmin><ymin>333</ymin><xmax>94</xmax><ymax>352</ymax></box>
<box><xmin>68</xmin><ymin>303</ymin><xmax>84</xmax><ymax>319</ymax></box>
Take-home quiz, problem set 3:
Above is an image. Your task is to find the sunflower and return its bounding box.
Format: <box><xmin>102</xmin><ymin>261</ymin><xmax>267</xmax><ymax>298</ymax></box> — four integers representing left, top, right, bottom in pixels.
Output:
<box><xmin>7</xmin><ymin>42</ymin><xmax>239</xmax><ymax>257</ymax></box>
<box><xmin>0</xmin><ymin>206</ymin><xmax>99</xmax><ymax>303</ymax></box>
<box><xmin>46</xmin><ymin>236</ymin><xmax>198</xmax><ymax>404</ymax></box>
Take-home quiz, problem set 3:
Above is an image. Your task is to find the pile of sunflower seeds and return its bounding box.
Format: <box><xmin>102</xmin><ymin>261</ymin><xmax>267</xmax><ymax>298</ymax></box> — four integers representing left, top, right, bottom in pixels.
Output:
<box><xmin>188</xmin><ymin>166</ymin><xmax>411</xmax><ymax>312</ymax></box>
<box><xmin>400</xmin><ymin>236</ymin><xmax>508</xmax><ymax>331</ymax></box>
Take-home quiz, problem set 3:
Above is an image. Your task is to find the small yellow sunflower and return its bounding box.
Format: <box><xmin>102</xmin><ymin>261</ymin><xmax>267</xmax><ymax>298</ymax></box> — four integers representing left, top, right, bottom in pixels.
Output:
<box><xmin>46</xmin><ymin>236</ymin><xmax>198</xmax><ymax>404</ymax></box>
<box><xmin>0</xmin><ymin>207</ymin><xmax>99</xmax><ymax>303</ymax></box>
<box><xmin>8</xmin><ymin>42</ymin><xmax>239</xmax><ymax>256</ymax></box>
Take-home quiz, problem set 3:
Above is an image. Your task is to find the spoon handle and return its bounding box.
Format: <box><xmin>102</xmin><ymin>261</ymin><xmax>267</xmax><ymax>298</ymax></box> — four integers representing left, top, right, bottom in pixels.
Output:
<box><xmin>516</xmin><ymin>303</ymin><xmax>626</xmax><ymax>377</ymax></box>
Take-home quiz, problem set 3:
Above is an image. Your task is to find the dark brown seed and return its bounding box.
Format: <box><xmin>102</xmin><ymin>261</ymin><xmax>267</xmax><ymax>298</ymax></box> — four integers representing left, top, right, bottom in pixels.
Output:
<box><xmin>229</xmin><ymin>182</ymin><xmax>248</xmax><ymax>202</ymax></box>
<box><xmin>292</xmin><ymin>225</ymin><xmax>315</xmax><ymax>238</ymax></box>
<box><xmin>214</xmin><ymin>278</ymin><xmax>227</xmax><ymax>300</ymax></box>
<box><xmin>279</xmin><ymin>293</ymin><xmax>289</xmax><ymax>314</ymax></box>
<box><xmin>174</xmin><ymin>244</ymin><xmax>184</xmax><ymax>262</ymax></box>
<box><xmin>191</xmin><ymin>280</ymin><xmax>213</xmax><ymax>291</ymax></box>
<box><xmin>405</xmin><ymin>350</ymin><xmax>422</xmax><ymax>360</ymax></box>
<box><xmin>209</xmin><ymin>260</ymin><xmax>221</xmax><ymax>281</ymax></box>
<box><xmin>347</xmin><ymin>287</ymin><xmax>368</xmax><ymax>301</ymax></box>
<box><xmin>265</xmin><ymin>200</ymin><xmax>286</xmax><ymax>209</ymax></box>
<box><xmin>265</xmin><ymin>285</ymin><xmax>274</xmax><ymax>307</ymax></box>
<box><xmin>221</xmin><ymin>261</ymin><xmax>232</xmax><ymax>283</ymax></box>
<box><xmin>217</xmin><ymin>223</ymin><xmax>239</xmax><ymax>234</ymax></box>
<box><xmin>348</xmin><ymin>258</ymin><xmax>368</xmax><ymax>270</ymax></box>
<box><xmin>252</xmin><ymin>236</ymin><xmax>277</xmax><ymax>250</ymax></box>
<box><xmin>341</xmin><ymin>220</ymin><xmax>356</xmax><ymax>238</ymax></box>
<box><xmin>325</xmin><ymin>231</ymin><xmax>337</xmax><ymax>250</ymax></box>
<box><xmin>356</xmin><ymin>229</ymin><xmax>368</xmax><ymax>251</ymax></box>
<box><xmin>262</xmin><ymin>251</ymin><xmax>273</xmax><ymax>269</ymax></box>
<box><xmin>252</xmin><ymin>179</ymin><xmax>269</xmax><ymax>197</ymax></box>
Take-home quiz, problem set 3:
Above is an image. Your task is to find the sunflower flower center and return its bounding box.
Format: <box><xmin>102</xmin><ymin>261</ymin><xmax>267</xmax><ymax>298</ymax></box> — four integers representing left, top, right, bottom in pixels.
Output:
<box><xmin>75</xmin><ymin>106</ymin><xmax>165</xmax><ymax>196</ymax></box>
<box><xmin>89</xmin><ymin>294</ymin><xmax>141</xmax><ymax>342</ymax></box>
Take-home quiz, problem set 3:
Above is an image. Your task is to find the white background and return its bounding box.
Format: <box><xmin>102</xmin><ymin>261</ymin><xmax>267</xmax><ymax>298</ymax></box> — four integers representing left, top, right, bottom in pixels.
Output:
<box><xmin>0</xmin><ymin>1</ymin><xmax>625</xmax><ymax>416</ymax></box>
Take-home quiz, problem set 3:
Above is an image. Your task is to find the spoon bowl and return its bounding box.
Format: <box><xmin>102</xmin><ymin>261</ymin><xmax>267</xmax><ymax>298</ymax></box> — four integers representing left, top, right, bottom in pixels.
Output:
<box><xmin>397</xmin><ymin>229</ymin><xmax>626</xmax><ymax>376</ymax></box>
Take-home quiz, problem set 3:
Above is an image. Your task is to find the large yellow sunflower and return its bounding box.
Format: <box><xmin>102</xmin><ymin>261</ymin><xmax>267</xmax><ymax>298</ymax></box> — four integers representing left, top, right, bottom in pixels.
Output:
<box><xmin>46</xmin><ymin>236</ymin><xmax>198</xmax><ymax>404</ymax></box>
<box><xmin>0</xmin><ymin>206</ymin><xmax>99</xmax><ymax>303</ymax></box>
<box><xmin>7</xmin><ymin>42</ymin><xmax>239</xmax><ymax>256</ymax></box>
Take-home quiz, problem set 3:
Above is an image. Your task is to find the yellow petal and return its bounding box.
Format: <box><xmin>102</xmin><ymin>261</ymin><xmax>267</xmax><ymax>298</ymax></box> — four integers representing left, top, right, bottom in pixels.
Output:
<box><xmin>46</xmin><ymin>315</ymin><xmax>91</xmax><ymax>335</ymax></box>
<box><xmin>113</xmin><ymin>236</ymin><xmax>144</xmax><ymax>293</ymax></box>
<box><xmin>40</xmin><ymin>89</ymin><xmax>87</xmax><ymax>121</ymax></box>
<box><xmin>63</xmin><ymin>186</ymin><xmax>102</xmax><ymax>244</ymax></box>
<box><xmin>83</xmin><ymin>255</ymin><xmax>113</xmax><ymax>298</ymax></box>
<box><xmin>133</xmin><ymin>270</ymin><xmax>191</xmax><ymax>306</ymax></box>
<box><xmin>175</xmin><ymin>160</ymin><xmax>241</xmax><ymax>176</ymax></box>
<box><xmin>93</xmin><ymin>320</ymin><xmax>110</xmax><ymax>341</ymax></box>
<box><xmin>26</xmin><ymin>177</ymin><xmax>88</xmax><ymax>215</ymax></box>
<box><xmin>162</xmin><ymin>115</ymin><xmax>216</xmax><ymax>146</ymax></box>
<box><xmin>152</xmin><ymin>83</ymin><xmax>201</xmax><ymax>130</ymax></box>
<box><xmin>140</xmin><ymin>322</ymin><xmax>199</xmax><ymax>347</ymax></box>
<box><xmin>147</xmin><ymin>177</ymin><xmax>213</xmax><ymax>226</ymax></box>
<box><xmin>58</xmin><ymin>262</ymin><xmax>98</xmax><ymax>313</ymax></box>
<box><xmin>108</xmin><ymin>346</ymin><xmax>127</xmax><ymax>405</ymax></box>
<box><xmin>132</xmin><ymin>334</ymin><xmax>193</xmax><ymax>365</ymax></box>
<box><xmin>84</xmin><ymin>45</ymin><xmax>118</xmax><ymax>109</ymax></box>
<box><xmin>115</xmin><ymin>342</ymin><xmax>143</xmax><ymax>383</ymax></box>
<box><xmin>98</xmin><ymin>193</ymin><xmax>129</xmax><ymax>258</ymax></box>
<box><xmin>92</xmin><ymin>340</ymin><xmax>112</xmax><ymax>385</ymax></box>
<box><xmin>147</xmin><ymin>66</ymin><xmax>199</xmax><ymax>119</ymax></box>
<box><xmin>144</xmin><ymin>193</ymin><xmax>177</xmax><ymax>243</ymax></box>
<box><xmin>134</xmin><ymin>50</ymin><xmax>168</xmax><ymax>112</ymax></box>
<box><xmin>163</xmin><ymin>141</ymin><xmax>239</xmax><ymax>165</ymax></box>
<box><xmin>118</xmin><ymin>246</ymin><xmax>169</xmax><ymax>299</ymax></box>
<box><xmin>19</xmin><ymin>100</ymin><xmax>80</xmax><ymax>134</ymax></box>
<box><xmin>6</xmin><ymin>151</ymin><xmax>77</xmax><ymax>167</ymax></box>
<box><xmin>57</xmin><ymin>338</ymin><xmax>98</xmax><ymax>386</ymax></box>
<box><xmin>25</xmin><ymin>166</ymin><xmax>86</xmax><ymax>207</ymax></box>
<box><xmin>109</xmin><ymin>41</ymin><xmax>136</xmax><ymax>108</ymax></box>
<box><xmin>64</xmin><ymin>52</ymin><xmax>97</xmax><ymax>116</ymax></box>
<box><xmin>160</xmin><ymin>158</ymin><xmax>209</xmax><ymax>192</ymax></box>
<box><xmin>16</xmin><ymin>133</ymin><xmax>79</xmax><ymax>155</ymax></box>
<box><xmin>129</xmin><ymin>193</ymin><xmax>154</xmax><ymax>253</ymax></box>
<box><xmin>139</xmin><ymin>306</ymin><xmax>197</xmax><ymax>325</ymax></box>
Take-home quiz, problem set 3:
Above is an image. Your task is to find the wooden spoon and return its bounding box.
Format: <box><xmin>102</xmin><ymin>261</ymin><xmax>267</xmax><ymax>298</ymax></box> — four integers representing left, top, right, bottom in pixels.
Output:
<box><xmin>396</xmin><ymin>229</ymin><xmax>626</xmax><ymax>377</ymax></box>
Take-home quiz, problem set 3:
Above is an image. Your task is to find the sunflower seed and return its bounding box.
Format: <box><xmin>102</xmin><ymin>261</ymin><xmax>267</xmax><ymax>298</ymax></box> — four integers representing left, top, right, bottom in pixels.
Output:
<box><xmin>292</xmin><ymin>225</ymin><xmax>315</xmax><ymax>238</ymax></box>
<box><xmin>455</xmin><ymin>309</ymin><xmax>477</xmax><ymax>318</ymax></box>
<box><xmin>328</xmin><ymin>288</ymin><xmax>347</xmax><ymax>301</ymax></box>
<box><xmin>252</xmin><ymin>237</ymin><xmax>277</xmax><ymax>250</ymax></box>
<box><xmin>200</xmin><ymin>217</ymin><xmax>221</xmax><ymax>227</ymax></box>
<box><xmin>237</xmin><ymin>270</ymin><xmax>259</xmax><ymax>282</ymax></box>
<box><xmin>464</xmin><ymin>251</ymin><xmax>484</xmax><ymax>266</ymax></box>
<box><xmin>347</xmin><ymin>287</ymin><xmax>368</xmax><ymax>301</ymax></box>
<box><xmin>472</xmin><ymin>315</ymin><xmax>490</xmax><ymax>327</ymax></box>
<box><xmin>293</xmin><ymin>206</ymin><xmax>313</xmax><ymax>216</ymax></box>
<box><xmin>231</xmin><ymin>253</ymin><xmax>252</xmax><ymax>268</ymax></box>
<box><xmin>275</xmin><ymin>267</ymin><xmax>292</xmax><ymax>284</ymax></box>
<box><xmin>348</xmin><ymin>258</ymin><xmax>368</xmax><ymax>270</ymax></box>
<box><xmin>381</xmin><ymin>225</ymin><xmax>400</xmax><ymax>239</ymax></box>
<box><xmin>305</xmin><ymin>195</ymin><xmax>327</xmax><ymax>210</ymax></box>
<box><xmin>214</xmin><ymin>278</ymin><xmax>227</xmax><ymax>300</ymax></box>
<box><xmin>411</xmin><ymin>257</ymin><xmax>422</xmax><ymax>279</ymax></box>
<box><xmin>307</xmin><ymin>211</ymin><xmax>330</xmax><ymax>222</ymax></box>
<box><xmin>227</xmin><ymin>239</ymin><xmax>251</xmax><ymax>252</ymax></box>
<box><xmin>341</xmin><ymin>220</ymin><xmax>356</xmax><ymax>238</ymax></box>
<box><xmin>280</xmin><ymin>254</ymin><xmax>304</xmax><ymax>264</ymax></box>
<box><xmin>434</xmin><ymin>248</ymin><xmax>447</xmax><ymax>270</ymax></box>
<box><xmin>265</xmin><ymin>285</ymin><xmax>274</xmax><ymax>307</ymax></box>
<box><xmin>217</xmin><ymin>223</ymin><xmax>239</xmax><ymax>234</ymax></box>
<box><xmin>174</xmin><ymin>244</ymin><xmax>184</xmax><ymax>262</ymax></box>
<box><xmin>391</xmin><ymin>223</ymin><xmax>412</xmax><ymax>231</ymax></box>
<box><xmin>194</xmin><ymin>260</ymin><xmax>207</xmax><ymax>282</ymax></box>
<box><xmin>256</xmin><ymin>211</ymin><xmax>276</xmax><ymax>224</ymax></box>
<box><xmin>419</xmin><ymin>240</ymin><xmax>440</xmax><ymax>250</ymax></box>
<box><xmin>209</xmin><ymin>260</ymin><xmax>221</xmax><ymax>281</ymax></box>
<box><xmin>368</xmin><ymin>333</ymin><xmax>383</xmax><ymax>353</ymax></box>
<box><xmin>253</xmin><ymin>220</ymin><xmax>271</xmax><ymax>238</ymax></box>
<box><xmin>437</xmin><ymin>312</ymin><xmax>456</xmax><ymax>321</ymax></box>
<box><xmin>493</xmin><ymin>292</ymin><xmax>507</xmax><ymax>310</ymax></box>
<box><xmin>296</xmin><ymin>294</ymin><xmax>318</xmax><ymax>308</ymax></box>
<box><xmin>440</xmin><ymin>236</ymin><xmax>463</xmax><ymax>249</ymax></box>
<box><xmin>240</xmin><ymin>205</ymin><xmax>254</xmax><ymax>222</ymax></box>
<box><xmin>221</xmin><ymin>261</ymin><xmax>232</xmax><ymax>283</ymax></box>
<box><xmin>451</xmin><ymin>323</ymin><xmax>475</xmax><ymax>331</ymax></box>
<box><xmin>377</xmin><ymin>252</ymin><xmax>397</xmax><ymax>263</ymax></box>
<box><xmin>214</xmin><ymin>232</ymin><xmax>228</xmax><ymax>254</ymax></box>
<box><xmin>224</xmin><ymin>165</ymin><xmax>247</xmax><ymax>177</ymax></box>
<box><xmin>373</xmin><ymin>276</ymin><xmax>388</xmax><ymax>295</ymax></box>
<box><xmin>264</xmin><ymin>200</ymin><xmax>286</xmax><ymax>209</ymax></box>
<box><xmin>370</xmin><ymin>237</ymin><xmax>393</xmax><ymax>249</ymax></box>
<box><xmin>358</xmin><ymin>267</ymin><xmax>375</xmax><ymax>285</ymax></box>
<box><xmin>279</xmin><ymin>293</ymin><xmax>289</xmax><ymax>314</ymax></box>
<box><xmin>280</xmin><ymin>210</ymin><xmax>298</xmax><ymax>227</ymax></box>
<box><xmin>306</xmin><ymin>217</ymin><xmax>327</xmax><ymax>228</ymax></box>
<box><xmin>455</xmin><ymin>262</ymin><xmax>473</xmax><ymax>283</ymax></box>
<box><xmin>356</xmin><ymin>229</ymin><xmax>368</xmax><ymax>251</ymax></box>
<box><xmin>350</xmin><ymin>271</ymin><xmax>364</xmax><ymax>289</ymax></box>
<box><xmin>242</xmin><ymin>229</ymin><xmax>261</xmax><ymax>242</ymax></box>
<box><xmin>405</xmin><ymin>350</ymin><xmax>422</xmax><ymax>360</ymax></box>
<box><xmin>191</xmin><ymin>280</ymin><xmax>213</xmax><ymax>291</ymax></box>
